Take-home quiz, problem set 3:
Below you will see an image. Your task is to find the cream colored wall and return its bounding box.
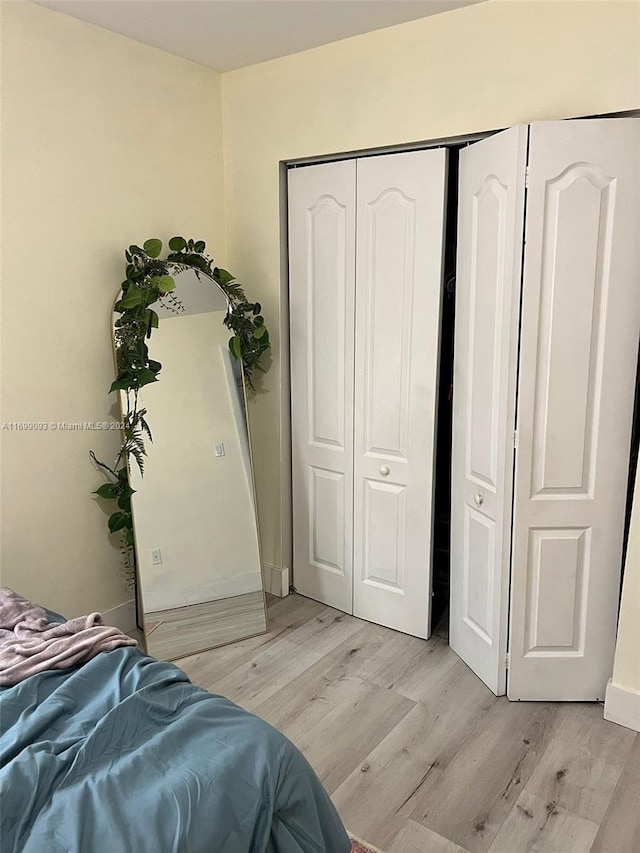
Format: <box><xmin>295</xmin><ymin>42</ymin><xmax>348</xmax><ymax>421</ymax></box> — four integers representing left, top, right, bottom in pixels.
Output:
<box><xmin>0</xmin><ymin>1</ymin><xmax>226</xmax><ymax>617</ymax></box>
<box><xmin>611</xmin><ymin>475</ymin><xmax>640</xmax><ymax>694</ymax></box>
<box><xmin>221</xmin><ymin>0</ymin><xmax>640</xmax><ymax>574</ymax></box>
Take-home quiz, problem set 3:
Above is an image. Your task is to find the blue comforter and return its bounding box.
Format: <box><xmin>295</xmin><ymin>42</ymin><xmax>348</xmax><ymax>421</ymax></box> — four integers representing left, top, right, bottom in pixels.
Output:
<box><xmin>0</xmin><ymin>645</ymin><xmax>350</xmax><ymax>853</ymax></box>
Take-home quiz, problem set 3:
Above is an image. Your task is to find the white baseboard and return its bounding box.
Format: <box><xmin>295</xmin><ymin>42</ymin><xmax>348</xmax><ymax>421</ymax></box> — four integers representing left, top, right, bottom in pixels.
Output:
<box><xmin>101</xmin><ymin>599</ymin><xmax>137</xmax><ymax>634</ymax></box>
<box><xmin>604</xmin><ymin>679</ymin><xmax>640</xmax><ymax>732</ymax></box>
<box><xmin>263</xmin><ymin>563</ymin><xmax>290</xmax><ymax>597</ymax></box>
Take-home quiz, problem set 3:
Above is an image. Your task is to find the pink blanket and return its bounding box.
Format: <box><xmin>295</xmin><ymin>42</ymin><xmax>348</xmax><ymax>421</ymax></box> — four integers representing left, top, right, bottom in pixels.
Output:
<box><xmin>0</xmin><ymin>587</ymin><xmax>137</xmax><ymax>686</ymax></box>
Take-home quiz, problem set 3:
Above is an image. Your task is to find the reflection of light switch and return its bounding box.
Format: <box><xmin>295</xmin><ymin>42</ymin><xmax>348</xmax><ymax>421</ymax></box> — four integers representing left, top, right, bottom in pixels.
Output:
<box><xmin>151</xmin><ymin>549</ymin><xmax>162</xmax><ymax>565</ymax></box>
<box><xmin>214</xmin><ymin>442</ymin><xmax>225</xmax><ymax>458</ymax></box>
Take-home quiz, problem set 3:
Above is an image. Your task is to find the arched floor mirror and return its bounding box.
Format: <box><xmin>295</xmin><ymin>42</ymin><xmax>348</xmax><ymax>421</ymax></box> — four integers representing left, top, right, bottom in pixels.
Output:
<box><xmin>114</xmin><ymin>265</ymin><xmax>267</xmax><ymax>660</ymax></box>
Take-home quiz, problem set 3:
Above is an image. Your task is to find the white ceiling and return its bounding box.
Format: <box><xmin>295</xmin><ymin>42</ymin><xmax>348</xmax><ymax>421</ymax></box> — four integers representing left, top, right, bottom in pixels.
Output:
<box><xmin>33</xmin><ymin>0</ymin><xmax>485</xmax><ymax>72</ymax></box>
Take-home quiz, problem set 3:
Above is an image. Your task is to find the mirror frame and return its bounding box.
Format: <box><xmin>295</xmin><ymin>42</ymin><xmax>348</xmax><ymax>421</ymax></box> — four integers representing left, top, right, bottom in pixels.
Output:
<box><xmin>91</xmin><ymin>238</ymin><xmax>270</xmax><ymax>622</ymax></box>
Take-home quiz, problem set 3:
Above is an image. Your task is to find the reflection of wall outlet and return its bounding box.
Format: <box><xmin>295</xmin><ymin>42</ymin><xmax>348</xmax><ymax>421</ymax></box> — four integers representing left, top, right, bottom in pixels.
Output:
<box><xmin>214</xmin><ymin>442</ymin><xmax>225</xmax><ymax>457</ymax></box>
<box><xmin>151</xmin><ymin>549</ymin><xmax>162</xmax><ymax>565</ymax></box>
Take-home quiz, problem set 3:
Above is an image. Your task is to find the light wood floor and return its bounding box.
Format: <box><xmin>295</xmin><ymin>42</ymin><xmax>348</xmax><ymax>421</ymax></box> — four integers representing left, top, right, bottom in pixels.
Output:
<box><xmin>176</xmin><ymin>594</ymin><xmax>639</xmax><ymax>853</ymax></box>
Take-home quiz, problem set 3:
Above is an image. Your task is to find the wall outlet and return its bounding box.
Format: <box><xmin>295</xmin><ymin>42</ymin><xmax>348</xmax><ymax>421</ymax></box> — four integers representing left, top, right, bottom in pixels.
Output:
<box><xmin>151</xmin><ymin>548</ymin><xmax>162</xmax><ymax>565</ymax></box>
<box><xmin>214</xmin><ymin>442</ymin><xmax>226</xmax><ymax>457</ymax></box>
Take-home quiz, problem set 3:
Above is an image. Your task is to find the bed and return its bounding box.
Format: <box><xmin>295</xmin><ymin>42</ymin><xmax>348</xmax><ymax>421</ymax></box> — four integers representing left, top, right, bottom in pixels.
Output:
<box><xmin>0</xmin><ymin>609</ymin><xmax>350</xmax><ymax>853</ymax></box>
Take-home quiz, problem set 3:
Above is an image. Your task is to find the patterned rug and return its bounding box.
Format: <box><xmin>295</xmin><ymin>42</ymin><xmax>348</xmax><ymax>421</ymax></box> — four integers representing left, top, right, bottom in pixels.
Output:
<box><xmin>349</xmin><ymin>833</ymin><xmax>385</xmax><ymax>853</ymax></box>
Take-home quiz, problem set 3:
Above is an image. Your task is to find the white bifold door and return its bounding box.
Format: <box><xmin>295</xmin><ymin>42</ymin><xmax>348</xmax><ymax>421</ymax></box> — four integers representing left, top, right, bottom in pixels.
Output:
<box><xmin>289</xmin><ymin>160</ymin><xmax>356</xmax><ymax>614</ymax></box>
<box><xmin>452</xmin><ymin>119</ymin><xmax>640</xmax><ymax>700</ymax></box>
<box><xmin>449</xmin><ymin>126</ymin><xmax>528</xmax><ymax>696</ymax></box>
<box><xmin>289</xmin><ymin>150</ymin><xmax>447</xmax><ymax>637</ymax></box>
<box><xmin>508</xmin><ymin>120</ymin><xmax>640</xmax><ymax>701</ymax></box>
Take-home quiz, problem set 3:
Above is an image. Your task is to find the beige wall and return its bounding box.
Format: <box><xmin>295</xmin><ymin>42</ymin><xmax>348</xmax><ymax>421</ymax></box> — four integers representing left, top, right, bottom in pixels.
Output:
<box><xmin>221</xmin><ymin>0</ymin><xmax>640</xmax><ymax>573</ymax></box>
<box><xmin>0</xmin><ymin>1</ymin><xmax>226</xmax><ymax>616</ymax></box>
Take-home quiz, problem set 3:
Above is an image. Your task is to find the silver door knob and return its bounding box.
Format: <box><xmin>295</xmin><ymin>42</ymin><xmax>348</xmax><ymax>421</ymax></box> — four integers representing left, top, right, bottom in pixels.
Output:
<box><xmin>474</xmin><ymin>493</ymin><xmax>484</xmax><ymax>506</ymax></box>
<box><xmin>380</xmin><ymin>466</ymin><xmax>390</xmax><ymax>477</ymax></box>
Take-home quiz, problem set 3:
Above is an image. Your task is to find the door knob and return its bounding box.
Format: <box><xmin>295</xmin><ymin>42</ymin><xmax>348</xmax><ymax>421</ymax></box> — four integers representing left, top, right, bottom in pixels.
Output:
<box><xmin>380</xmin><ymin>466</ymin><xmax>390</xmax><ymax>477</ymax></box>
<box><xmin>474</xmin><ymin>493</ymin><xmax>484</xmax><ymax>506</ymax></box>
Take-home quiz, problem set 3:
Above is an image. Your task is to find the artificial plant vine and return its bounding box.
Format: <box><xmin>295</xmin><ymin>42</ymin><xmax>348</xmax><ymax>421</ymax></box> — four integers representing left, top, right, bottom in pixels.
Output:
<box><xmin>91</xmin><ymin>237</ymin><xmax>270</xmax><ymax>586</ymax></box>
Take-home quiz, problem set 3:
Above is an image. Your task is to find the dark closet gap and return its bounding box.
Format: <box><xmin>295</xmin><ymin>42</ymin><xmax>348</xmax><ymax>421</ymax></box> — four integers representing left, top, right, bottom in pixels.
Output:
<box><xmin>431</xmin><ymin>145</ymin><xmax>461</xmax><ymax>637</ymax></box>
<box><xmin>621</xmin><ymin>337</ymin><xmax>640</xmax><ymax>590</ymax></box>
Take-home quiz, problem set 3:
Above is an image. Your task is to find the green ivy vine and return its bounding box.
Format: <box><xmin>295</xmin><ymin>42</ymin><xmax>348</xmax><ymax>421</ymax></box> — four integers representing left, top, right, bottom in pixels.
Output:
<box><xmin>91</xmin><ymin>236</ymin><xmax>270</xmax><ymax>586</ymax></box>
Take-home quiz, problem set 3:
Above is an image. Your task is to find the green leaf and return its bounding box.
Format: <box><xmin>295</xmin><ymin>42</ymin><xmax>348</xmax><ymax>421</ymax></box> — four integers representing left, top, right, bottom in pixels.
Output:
<box><xmin>136</xmin><ymin>368</ymin><xmax>159</xmax><ymax>388</ymax></box>
<box><xmin>187</xmin><ymin>254</ymin><xmax>209</xmax><ymax>272</ymax></box>
<box><xmin>117</xmin><ymin>467</ymin><xmax>129</xmax><ymax>481</ymax></box>
<box><xmin>254</xmin><ymin>315</ymin><xmax>264</xmax><ymax>326</ymax></box>
<box><xmin>253</xmin><ymin>324</ymin><xmax>267</xmax><ymax>339</ymax></box>
<box><xmin>121</xmin><ymin>286</ymin><xmax>143</xmax><ymax>308</ymax></box>
<box><xmin>147</xmin><ymin>359</ymin><xmax>162</xmax><ymax>374</ymax></box>
<box><xmin>168</xmin><ymin>236</ymin><xmax>186</xmax><ymax>252</ymax></box>
<box><xmin>129</xmin><ymin>244</ymin><xmax>143</xmax><ymax>256</ymax></box>
<box><xmin>125</xmin><ymin>529</ymin><xmax>135</xmax><ymax>546</ymax></box>
<box><xmin>146</xmin><ymin>294</ymin><xmax>160</xmax><ymax>310</ymax></box>
<box><xmin>140</xmin><ymin>414</ymin><xmax>153</xmax><ymax>442</ymax></box>
<box><xmin>216</xmin><ymin>268</ymin><xmax>236</xmax><ymax>285</ymax></box>
<box><xmin>128</xmin><ymin>445</ymin><xmax>145</xmax><ymax>475</ymax></box>
<box><xmin>117</xmin><ymin>484</ymin><xmax>135</xmax><ymax>511</ymax></box>
<box><xmin>93</xmin><ymin>483</ymin><xmax>118</xmax><ymax>499</ymax></box>
<box><xmin>229</xmin><ymin>335</ymin><xmax>242</xmax><ymax>360</ymax></box>
<box><xmin>149</xmin><ymin>275</ymin><xmax>175</xmax><ymax>293</ymax></box>
<box><xmin>109</xmin><ymin>374</ymin><xmax>134</xmax><ymax>393</ymax></box>
<box><xmin>194</xmin><ymin>240</ymin><xmax>206</xmax><ymax>253</ymax></box>
<box><xmin>253</xmin><ymin>302</ymin><xmax>262</xmax><ymax>315</ymax></box>
<box><xmin>143</xmin><ymin>238</ymin><xmax>163</xmax><ymax>258</ymax></box>
<box><xmin>108</xmin><ymin>511</ymin><xmax>130</xmax><ymax>533</ymax></box>
<box><xmin>143</xmin><ymin>309</ymin><xmax>159</xmax><ymax>336</ymax></box>
<box><xmin>158</xmin><ymin>274</ymin><xmax>175</xmax><ymax>292</ymax></box>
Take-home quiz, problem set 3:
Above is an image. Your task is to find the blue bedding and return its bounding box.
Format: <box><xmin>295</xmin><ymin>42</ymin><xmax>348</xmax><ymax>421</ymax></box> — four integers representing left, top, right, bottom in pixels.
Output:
<box><xmin>0</xmin><ymin>643</ymin><xmax>350</xmax><ymax>853</ymax></box>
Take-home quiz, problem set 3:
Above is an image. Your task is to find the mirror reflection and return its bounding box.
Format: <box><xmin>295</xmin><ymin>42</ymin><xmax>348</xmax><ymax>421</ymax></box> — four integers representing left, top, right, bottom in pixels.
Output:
<box><xmin>118</xmin><ymin>267</ymin><xmax>266</xmax><ymax>660</ymax></box>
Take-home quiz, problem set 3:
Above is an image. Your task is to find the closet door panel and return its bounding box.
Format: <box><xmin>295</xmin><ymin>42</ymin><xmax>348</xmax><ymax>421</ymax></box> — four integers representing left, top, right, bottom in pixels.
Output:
<box><xmin>288</xmin><ymin>161</ymin><xmax>356</xmax><ymax>612</ymax></box>
<box><xmin>450</xmin><ymin>126</ymin><xmax>527</xmax><ymax>695</ymax></box>
<box><xmin>509</xmin><ymin>119</ymin><xmax>640</xmax><ymax>700</ymax></box>
<box><xmin>353</xmin><ymin>149</ymin><xmax>447</xmax><ymax>638</ymax></box>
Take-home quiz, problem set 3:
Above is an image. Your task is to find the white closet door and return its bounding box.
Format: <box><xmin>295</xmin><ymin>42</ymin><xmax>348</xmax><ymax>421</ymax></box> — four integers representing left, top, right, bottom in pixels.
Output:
<box><xmin>289</xmin><ymin>160</ymin><xmax>356</xmax><ymax>612</ymax></box>
<box><xmin>509</xmin><ymin>119</ymin><xmax>640</xmax><ymax>701</ymax></box>
<box><xmin>450</xmin><ymin>126</ymin><xmax>528</xmax><ymax>695</ymax></box>
<box><xmin>352</xmin><ymin>149</ymin><xmax>447</xmax><ymax>638</ymax></box>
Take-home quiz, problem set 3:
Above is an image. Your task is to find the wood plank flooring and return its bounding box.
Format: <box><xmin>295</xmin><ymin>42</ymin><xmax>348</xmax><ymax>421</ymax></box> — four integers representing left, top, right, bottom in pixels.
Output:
<box><xmin>176</xmin><ymin>594</ymin><xmax>638</xmax><ymax>853</ymax></box>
